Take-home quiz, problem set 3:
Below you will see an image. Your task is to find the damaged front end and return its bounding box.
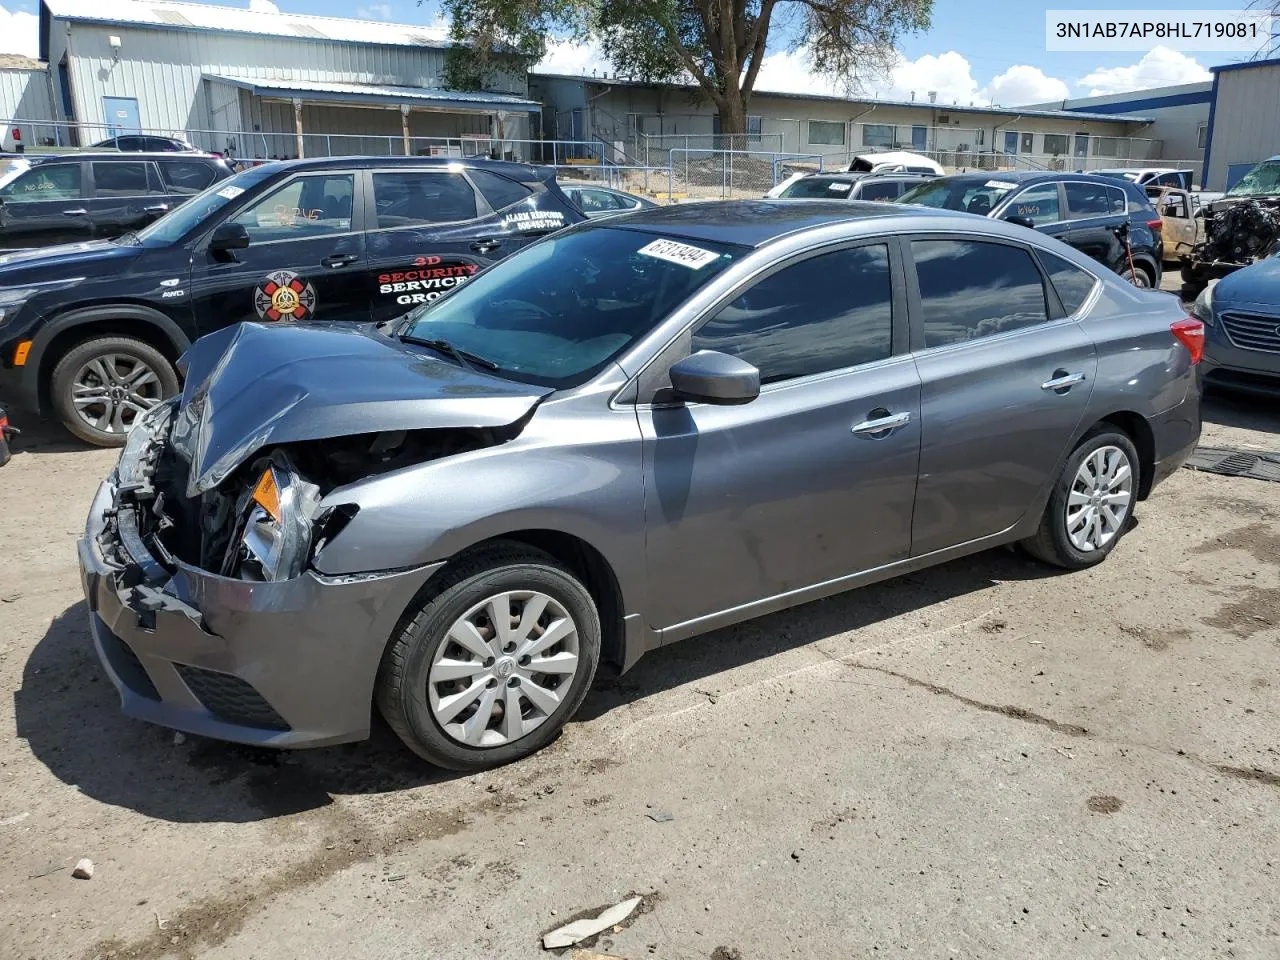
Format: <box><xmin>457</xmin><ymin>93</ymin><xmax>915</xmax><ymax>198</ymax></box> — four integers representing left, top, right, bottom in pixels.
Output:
<box><xmin>1181</xmin><ymin>193</ymin><xmax>1280</xmax><ymax>300</ymax></box>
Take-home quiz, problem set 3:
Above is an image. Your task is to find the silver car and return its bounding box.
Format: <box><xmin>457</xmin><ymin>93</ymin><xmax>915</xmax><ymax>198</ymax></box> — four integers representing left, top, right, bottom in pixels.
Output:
<box><xmin>79</xmin><ymin>201</ymin><xmax>1205</xmax><ymax>770</ymax></box>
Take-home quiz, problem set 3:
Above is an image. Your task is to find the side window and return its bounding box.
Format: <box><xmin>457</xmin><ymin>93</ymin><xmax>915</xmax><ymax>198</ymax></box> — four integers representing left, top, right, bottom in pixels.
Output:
<box><xmin>912</xmin><ymin>239</ymin><xmax>1049</xmax><ymax>347</ymax></box>
<box><xmin>157</xmin><ymin>159</ymin><xmax>217</xmax><ymax>194</ymax></box>
<box><xmin>1064</xmin><ymin>181</ymin><xmax>1114</xmax><ymax>218</ymax></box>
<box><xmin>468</xmin><ymin>169</ymin><xmax>532</xmax><ymax>211</ymax></box>
<box><xmin>372</xmin><ymin>172</ymin><xmax>478</xmax><ymax>228</ymax></box>
<box><xmin>0</xmin><ymin>163</ymin><xmax>81</xmax><ymax>200</ymax></box>
<box><xmin>146</xmin><ymin>137</ymin><xmax>179</xmax><ymax>152</ymax></box>
<box><xmin>855</xmin><ymin>180</ymin><xmax>901</xmax><ymax>201</ymax></box>
<box><xmin>1005</xmin><ymin>183</ymin><xmax>1060</xmax><ymax>225</ymax></box>
<box><xmin>570</xmin><ymin>188</ymin><xmax>618</xmax><ymax>213</ymax></box>
<box><xmin>231</xmin><ymin>174</ymin><xmax>354</xmax><ymax>242</ymax></box>
<box><xmin>92</xmin><ymin>161</ymin><xmax>151</xmax><ymax>196</ymax></box>
<box><xmin>691</xmin><ymin>244</ymin><xmax>894</xmax><ymax>384</ymax></box>
<box><xmin>1162</xmin><ymin>193</ymin><xmax>1189</xmax><ymax>219</ymax></box>
<box><xmin>1106</xmin><ymin>186</ymin><xmax>1127</xmax><ymax>214</ymax></box>
<box><xmin>1037</xmin><ymin>249</ymin><xmax>1098</xmax><ymax>315</ymax></box>
<box><xmin>117</xmin><ymin>136</ymin><xmax>144</xmax><ymax>151</ymax></box>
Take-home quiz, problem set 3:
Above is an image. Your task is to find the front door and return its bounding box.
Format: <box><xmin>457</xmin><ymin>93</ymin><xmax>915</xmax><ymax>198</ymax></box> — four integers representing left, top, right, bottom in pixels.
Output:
<box><xmin>0</xmin><ymin>161</ymin><xmax>91</xmax><ymax>249</ymax></box>
<box><xmin>639</xmin><ymin>242</ymin><xmax>920</xmax><ymax>631</ymax></box>
<box><xmin>911</xmin><ymin>125</ymin><xmax>928</xmax><ymax>152</ymax></box>
<box><xmin>189</xmin><ymin>170</ymin><xmax>368</xmax><ymax>333</ymax></box>
<box><xmin>102</xmin><ymin>96</ymin><xmax>141</xmax><ymax>137</ymax></box>
<box><xmin>999</xmin><ymin>182</ymin><xmax>1072</xmax><ymax>243</ymax></box>
<box><xmin>1003</xmin><ymin>131</ymin><xmax>1019</xmax><ymax>155</ymax></box>
<box><xmin>905</xmin><ymin>237</ymin><xmax>1098</xmax><ymax>555</ymax></box>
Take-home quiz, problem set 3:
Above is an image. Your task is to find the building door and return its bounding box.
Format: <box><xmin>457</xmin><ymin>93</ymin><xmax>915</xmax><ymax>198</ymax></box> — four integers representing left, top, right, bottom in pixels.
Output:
<box><xmin>1074</xmin><ymin>134</ymin><xmax>1090</xmax><ymax>158</ymax></box>
<box><xmin>1021</xmin><ymin>132</ymin><xmax>1035</xmax><ymax>153</ymax></box>
<box><xmin>911</xmin><ymin>126</ymin><xmax>928</xmax><ymax>152</ymax></box>
<box><xmin>102</xmin><ymin>97</ymin><xmax>141</xmax><ymax>137</ymax></box>
<box><xmin>570</xmin><ymin>108</ymin><xmax>585</xmax><ymax>158</ymax></box>
<box><xmin>1003</xmin><ymin>130</ymin><xmax>1019</xmax><ymax>155</ymax></box>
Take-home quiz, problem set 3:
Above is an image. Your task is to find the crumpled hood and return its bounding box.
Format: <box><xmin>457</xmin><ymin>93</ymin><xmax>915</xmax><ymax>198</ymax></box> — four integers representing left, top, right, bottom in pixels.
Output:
<box><xmin>173</xmin><ymin>321</ymin><xmax>552</xmax><ymax>495</ymax></box>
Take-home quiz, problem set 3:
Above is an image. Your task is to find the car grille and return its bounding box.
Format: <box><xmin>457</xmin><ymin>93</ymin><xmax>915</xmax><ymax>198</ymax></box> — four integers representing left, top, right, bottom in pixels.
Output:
<box><xmin>175</xmin><ymin>664</ymin><xmax>291</xmax><ymax>731</ymax></box>
<box><xmin>1220</xmin><ymin>312</ymin><xmax>1280</xmax><ymax>353</ymax></box>
<box><xmin>96</xmin><ymin>618</ymin><xmax>161</xmax><ymax>701</ymax></box>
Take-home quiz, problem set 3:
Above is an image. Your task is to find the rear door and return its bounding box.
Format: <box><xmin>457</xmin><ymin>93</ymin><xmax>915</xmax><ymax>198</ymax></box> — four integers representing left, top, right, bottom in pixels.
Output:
<box><xmin>188</xmin><ymin>169</ymin><xmax>368</xmax><ymax>333</ymax></box>
<box><xmin>0</xmin><ymin>160</ymin><xmax>91</xmax><ymax>249</ymax></box>
<box><xmin>363</xmin><ymin>166</ymin><xmax>551</xmax><ymax>323</ymax></box>
<box><xmin>1061</xmin><ymin>179</ymin><xmax>1127</xmax><ymax>270</ymax></box>
<box><xmin>86</xmin><ymin>159</ymin><xmax>172</xmax><ymax>238</ymax></box>
<box><xmin>905</xmin><ymin>236</ymin><xmax>1098</xmax><ymax>555</ymax></box>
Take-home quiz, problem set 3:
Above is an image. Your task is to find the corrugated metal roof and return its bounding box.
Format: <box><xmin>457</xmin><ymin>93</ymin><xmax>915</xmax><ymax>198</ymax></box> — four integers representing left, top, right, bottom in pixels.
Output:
<box><xmin>205</xmin><ymin>74</ymin><xmax>541</xmax><ymax>112</ymax></box>
<box><xmin>42</xmin><ymin>0</ymin><xmax>451</xmax><ymax>49</ymax></box>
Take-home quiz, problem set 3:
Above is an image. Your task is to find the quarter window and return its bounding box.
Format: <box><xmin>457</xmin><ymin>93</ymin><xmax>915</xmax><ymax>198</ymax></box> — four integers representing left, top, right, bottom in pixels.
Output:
<box><xmin>372</xmin><ymin>172</ymin><xmax>478</xmax><ymax>228</ymax></box>
<box><xmin>468</xmin><ymin>168</ymin><xmax>532</xmax><ymax>211</ymax></box>
<box><xmin>1037</xmin><ymin>249</ymin><xmax>1097</xmax><ymax>315</ymax></box>
<box><xmin>92</xmin><ymin>161</ymin><xmax>151</xmax><ymax>196</ymax></box>
<box><xmin>692</xmin><ymin>245</ymin><xmax>894</xmax><ymax>384</ymax></box>
<box><xmin>1005</xmin><ymin>184</ymin><xmax>1060</xmax><ymax>225</ymax></box>
<box><xmin>231</xmin><ymin>174</ymin><xmax>354</xmax><ymax>242</ymax></box>
<box><xmin>157</xmin><ymin>159</ymin><xmax>217</xmax><ymax>194</ymax></box>
<box><xmin>911</xmin><ymin>239</ymin><xmax>1049</xmax><ymax>347</ymax></box>
<box><xmin>0</xmin><ymin>163</ymin><xmax>81</xmax><ymax>200</ymax></box>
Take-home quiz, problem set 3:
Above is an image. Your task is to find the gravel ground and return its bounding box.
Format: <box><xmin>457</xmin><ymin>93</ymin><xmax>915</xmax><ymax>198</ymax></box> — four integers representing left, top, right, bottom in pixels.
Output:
<box><xmin>1</xmin><ymin>384</ymin><xmax>1277</xmax><ymax>960</ymax></box>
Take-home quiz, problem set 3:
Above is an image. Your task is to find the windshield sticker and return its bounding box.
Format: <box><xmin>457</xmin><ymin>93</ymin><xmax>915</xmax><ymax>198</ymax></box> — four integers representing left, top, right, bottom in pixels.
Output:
<box><xmin>253</xmin><ymin>270</ymin><xmax>315</xmax><ymax>322</ymax></box>
<box><xmin>827</xmin><ymin>182</ymin><xmax>854</xmax><ymax>193</ymax></box>
<box><xmin>637</xmin><ymin>238</ymin><xmax>721</xmax><ymax>269</ymax></box>
<box><xmin>216</xmin><ymin>185</ymin><xmax>245</xmax><ymax>200</ymax></box>
<box><xmin>378</xmin><ymin>255</ymin><xmax>479</xmax><ymax>306</ymax></box>
<box><xmin>985</xmin><ymin>180</ymin><xmax>1017</xmax><ymax>190</ymax></box>
<box><xmin>502</xmin><ymin>209</ymin><xmax>566</xmax><ymax>233</ymax></box>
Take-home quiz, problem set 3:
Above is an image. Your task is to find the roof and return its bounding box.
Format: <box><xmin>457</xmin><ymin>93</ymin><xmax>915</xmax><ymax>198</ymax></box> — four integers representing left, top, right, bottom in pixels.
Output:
<box><xmin>530</xmin><ymin>73</ymin><xmax>1154</xmax><ymax>124</ymax></box>
<box><xmin>1211</xmin><ymin>56</ymin><xmax>1280</xmax><ymax>74</ymax></box>
<box><xmin>41</xmin><ymin>0</ymin><xmax>450</xmax><ymax>49</ymax></box>
<box><xmin>204</xmin><ymin>75</ymin><xmax>540</xmax><ymax>113</ymax></box>
<box><xmin>269</xmin><ymin>156</ymin><xmax>556</xmax><ymax>182</ymax></box>
<box><xmin>1020</xmin><ymin>82</ymin><xmax>1212</xmax><ymax>115</ymax></box>
<box><xmin>0</xmin><ymin>54</ymin><xmax>45</xmax><ymax>71</ymax></box>
<box><xmin>603</xmin><ymin>199</ymin><xmax>973</xmax><ymax>248</ymax></box>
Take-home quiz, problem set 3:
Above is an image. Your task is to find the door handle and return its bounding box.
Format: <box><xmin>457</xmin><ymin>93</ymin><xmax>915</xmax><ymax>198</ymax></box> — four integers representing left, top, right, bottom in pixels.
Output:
<box><xmin>321</xmin><ymin>253</ymin><xmax>359</xmax><ymax>268</ymax></box>
<box><xmin>143</xmin><ymin>204</ymin><xmax>169</xmax><ymax>214</ymax></box>
<box><xmin>851</xmin><ymin>410</ymin><xmax>912</xmax><ymax>437</ymax></box>
<box><xmin>61</xmin><ymin>208</ymin><xmax>88</xmax><ymax>217</ymax></box>
<box><xmin>1041</xmin><ymin>371</ymin><xmax>1086</xmax><ymax>392</ymax></box>
<box><xmin>470</xmin><ymin>239</ymin><xmax>503</xmax><ymax>253</ymax></box>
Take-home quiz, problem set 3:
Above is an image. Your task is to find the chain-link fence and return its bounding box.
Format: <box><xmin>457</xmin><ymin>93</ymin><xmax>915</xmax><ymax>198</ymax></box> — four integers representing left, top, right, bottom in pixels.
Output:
<box><xmin>665</xmin><ymin>149</ymin><xmax>825</xmax><ymax>200</ymax></box>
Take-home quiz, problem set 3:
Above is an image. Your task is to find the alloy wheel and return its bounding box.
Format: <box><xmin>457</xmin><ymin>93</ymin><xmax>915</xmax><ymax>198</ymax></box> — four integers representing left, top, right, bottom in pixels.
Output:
<box><xmin>70</xmin><ymin>353</ymin><xmax>163</xmax><ymax>435</ymax></box>
<box><xmin>428</xmin><ymin>590</ymin><xmax>581</xmax><ymax>747</ymax></box>
<box><xmin>1066</xmin><ymin>445</ymin><xmax>1134</xmax><ymax>552</ymax></box>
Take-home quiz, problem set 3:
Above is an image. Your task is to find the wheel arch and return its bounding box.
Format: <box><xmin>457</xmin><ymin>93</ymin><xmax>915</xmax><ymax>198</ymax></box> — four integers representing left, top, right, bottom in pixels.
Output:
<box><xmin>1096</xmin><ymin>410</ymin><xmax>1156</xmax><ymax>500</ymax></box>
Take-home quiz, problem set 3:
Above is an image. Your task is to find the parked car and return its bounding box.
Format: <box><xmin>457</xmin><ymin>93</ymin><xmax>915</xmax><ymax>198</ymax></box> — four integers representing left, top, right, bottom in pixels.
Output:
<box><xmin>90</xmin><ymin>135</ymin><xmax>201</xmax><ymax>153</ymax></box>
<box><xmin>559</xmin><ymin>182</ymin><xmax>656</xmax><ymax>217</ymax></box>
<box><xmin>846</xmin><ymin>151</ymin><xmax>944</xmax><ymax>175</ymax></box>
<box><xmin>0</xmin><ymin>156</ymin><xmax>583</xmax><ymax>446</ymax></box>
<box><xmin>1179</xmin><ymin>157</ymin><xmax>1280</xmax><ymax>300</ymax></box>
<box><xmin>771</xmin><ymin>171</ymin><xmax>931</xmax><ymax>201</ymax></box>
<box><xmin>0</xmin><ymin>152</ymin><xmax>233</xmax><ymax>250</ymax></box>
<box><xmin>1191</xmin><ymin>262</ymin><xmax>1280</xmax><ymax>395</ymax></box>
<box><xmin>78</xmin><ymin>201</ymin><xmax>1203</xmax><ymax>770</ymax></box>
<box><xmin>1094</xmin><ymin>168</ymin><xmax>1194</xmax><ymax>190</ymax></box>
<box><xmin>1146</xmin><ymin>185</ymin><xmax>1223</xmax><ymax>261</ymax></box>
<box><xmin>898</xmin><ymin>172</ymin><xmax>1164</xmax><ymax>287</ymax></box>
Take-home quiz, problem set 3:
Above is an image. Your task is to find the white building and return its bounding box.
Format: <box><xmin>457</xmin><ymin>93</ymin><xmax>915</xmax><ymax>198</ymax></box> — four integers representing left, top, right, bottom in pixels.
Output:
<box><xmin>20</xmin><ymin>0</ymin><xmax>538</xmax><ymax>158</ymax></box>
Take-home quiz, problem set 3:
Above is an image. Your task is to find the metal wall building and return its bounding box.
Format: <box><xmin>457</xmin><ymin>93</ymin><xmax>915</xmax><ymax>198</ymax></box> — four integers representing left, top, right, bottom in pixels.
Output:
<box><xmin>27</xmin><ymin>0</ymin><xmax>538</xmax><ymax>159</ymax></box>
<box><xmin>1202</xmin><ymin>58</ymin><xmax>1280</xmax><ymax>191</ymax></box>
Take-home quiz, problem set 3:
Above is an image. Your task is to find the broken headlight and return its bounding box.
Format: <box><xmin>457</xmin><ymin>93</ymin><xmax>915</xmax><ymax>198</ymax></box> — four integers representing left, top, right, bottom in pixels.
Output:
<box><xmin>228</xmin><ymin>452</ymin><xmax>319</xmax><ymax>581</ymax></box>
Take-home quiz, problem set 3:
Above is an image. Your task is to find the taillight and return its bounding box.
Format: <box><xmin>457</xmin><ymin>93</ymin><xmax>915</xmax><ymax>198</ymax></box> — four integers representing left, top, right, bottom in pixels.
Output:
<box><xmin>1146</xmin><ymin>217</ymin><xmax>1163</xmax><ymax>231</ymax></box>
<box><xmin>1171</xmin><ymin>317</ymin><xmax>1205</xmax><ymax>365</ymax></box>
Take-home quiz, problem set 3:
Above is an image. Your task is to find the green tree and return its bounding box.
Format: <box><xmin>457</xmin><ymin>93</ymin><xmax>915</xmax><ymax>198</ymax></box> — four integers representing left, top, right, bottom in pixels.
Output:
<box><xmin>442</xmin><ymin>0</ymin><xmax>933</xmax><ymax>135</ymax></box>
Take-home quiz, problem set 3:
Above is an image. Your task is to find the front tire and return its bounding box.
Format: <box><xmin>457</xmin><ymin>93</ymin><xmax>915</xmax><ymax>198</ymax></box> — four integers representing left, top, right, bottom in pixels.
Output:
<box><xmin>50</xmin><ymin>336</ymin><xmax>179</xmax><ymax>447</ymax></box>
<box><xmin>376</xmin><ymin>542</ymin><xmax>601</xmax><ymax>771</ymax></box>
<box><xmin>1022</xmin><ymin>427</ymin><xmax>1141</xmax><ymax>570</ymax></box>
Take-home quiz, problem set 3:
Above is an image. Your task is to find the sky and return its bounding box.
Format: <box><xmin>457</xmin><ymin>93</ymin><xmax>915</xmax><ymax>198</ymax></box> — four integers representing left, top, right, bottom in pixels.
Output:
<box><xmin>0</xmin><ymin>0</ymin><xmax>1264</xmax><ymax>104</ymax></box>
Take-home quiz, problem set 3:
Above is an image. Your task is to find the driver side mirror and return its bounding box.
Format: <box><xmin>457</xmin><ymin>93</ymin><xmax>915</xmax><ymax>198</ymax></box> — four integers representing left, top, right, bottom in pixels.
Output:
<box><xmin>1003</xmin><ymin>214</ymin><xmax>1036</xmax><ymax>229</ymax></box>
<box><xmin>209</xmin><ymin>221</ymin><xmax>250</xmax><ymax>253</ymax></box>
<box><xmin>669</xmin><ymin>350</ymin><xmax>760</xmax><ymax>406</ymax></box>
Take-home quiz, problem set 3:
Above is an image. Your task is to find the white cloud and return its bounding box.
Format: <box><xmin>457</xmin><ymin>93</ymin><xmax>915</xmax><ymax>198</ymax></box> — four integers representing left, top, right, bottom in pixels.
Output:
<box><xmin>753</xmin><ymin>47</ymin><xmax>843</xmax><ymax>96</ymax></box>
<box><xmin>0</xmin><ymin>4</ymin><xmax>38</xmax><ymax>58</ymax></box>
<box><xmin>356</xmin><ymin>3</ymin><xmax>393</xmax><ymax>20</ymax></box>
<box><xmin>247</xmin><ymin>0</ymin><xmax>280</xmax><ymax>12</ymax></box>
<box><xmin>1077</xmin><ymin>45</ymin><xmax>1211</xmax><ymax>96</ymax></box>
<box><xmin>865</xmin><ymin>51</ymin><xmax>981</xmax><ymax>104</ymax></box>
<box><xmin>984</xmin><ymin>65</ymin><xmax>1069</xmax><ymax>107</ymax></box>
<box><xmin>535</xmin><ymin>36</ymin><xmax>610</xmax><ymax>77</ymax></box>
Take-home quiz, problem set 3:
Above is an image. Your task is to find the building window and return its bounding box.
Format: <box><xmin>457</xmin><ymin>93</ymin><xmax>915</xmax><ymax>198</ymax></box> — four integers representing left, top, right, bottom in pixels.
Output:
<box><xmin>1197</xmin><ymin>123</ymin><xmax>1208</xmax><ymax>149</ymax></box>
<box><xmin>747</xmin><ymin>115</ymin><xmax>763</xmax><ymax>144</ymax></box>
<box><xmin>862</xmin><ymin>123</ymin><xmax>894</xmax><ymax>148</ymax></box>
<box><xmin>1093</xmin><ymin>136</ymin><xmax>1119</xmax><ymax>157</ymax></box>
<box><xmin>804</xmin><ymin>119</ymin><xmax>845</xmax><ymax>146</ymax></box>
<box><xmin>1043</xmin><ymin>134</ymin><xmax>1069</xmax><ymax>156</ymax></box>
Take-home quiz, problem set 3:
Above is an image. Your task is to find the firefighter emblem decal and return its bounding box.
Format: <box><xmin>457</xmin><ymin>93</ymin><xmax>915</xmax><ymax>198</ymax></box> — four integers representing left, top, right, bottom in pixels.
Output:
<box><xmin>253</xmin><ymin>270</ymin><xmax>316</xmax><ymax>322</ymax></box>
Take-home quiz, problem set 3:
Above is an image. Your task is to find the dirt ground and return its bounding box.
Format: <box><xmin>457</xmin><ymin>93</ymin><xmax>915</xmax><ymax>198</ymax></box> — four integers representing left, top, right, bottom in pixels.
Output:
<box><xmin>1</xmin><ymin>385</ymin><xmax>1278</xmax><ymax>960</ymax></box>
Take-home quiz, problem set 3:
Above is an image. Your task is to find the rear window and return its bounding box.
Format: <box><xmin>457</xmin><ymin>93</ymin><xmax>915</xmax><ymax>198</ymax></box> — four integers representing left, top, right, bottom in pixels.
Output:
<box><xmin>781</xmin><ymin>177</ymin><xmax>857</xmax><ymax>199</ymax></box>
<box><xmin>898</xmin><ymin>178</ymin><xmax>1017</xmax><ymax>215</ymax></box>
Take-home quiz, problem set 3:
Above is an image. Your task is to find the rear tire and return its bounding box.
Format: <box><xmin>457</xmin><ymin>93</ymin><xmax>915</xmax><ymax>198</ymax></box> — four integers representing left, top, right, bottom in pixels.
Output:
<box><xmin>1022</xmin><ymin>427</ymin><xmax>1141</xmax><ymax>570</ymax></box>
<box><xmin>50</xmin><ymin>336</ymin><xmax>179</xmax><ymax>447</ymax></box>
<box><xmin>375</xmin><ymin>542</ymin><xmax>601</xmax><ymax>771</ymax></box>
<box><xmin>1122</xmin><ymin>264</ymin><xmax>1153</xmax><ymax>288</ymax></box>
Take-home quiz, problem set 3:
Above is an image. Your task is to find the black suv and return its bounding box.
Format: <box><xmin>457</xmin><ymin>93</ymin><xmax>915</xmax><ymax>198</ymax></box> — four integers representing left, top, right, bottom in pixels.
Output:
<box><xmin>0</xmin><ymin>157</ymin><xmax>582</xmax><ymax>446</ymax></box>
<box><xmin>90</xmin><ymin>135</ymin><xmax>201</xmax><ymax>153</ymax></box>
<box><xmin>0</xmin><ymin>152</ymin><xmax>233</xmax><ymax>250</ymax></box>
<box><xmin>898</xmin><ymin>172</ymin><xmax>1163</xmax><ymax>288</ymax></box>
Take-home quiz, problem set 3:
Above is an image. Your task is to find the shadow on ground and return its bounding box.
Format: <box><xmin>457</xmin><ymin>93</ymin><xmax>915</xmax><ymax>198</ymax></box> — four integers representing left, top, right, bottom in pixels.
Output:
<box><xmin>1202</xmin><ymin>391</ymin><xmax>1280</xmax><ymax>435</ymax></box>
<box><xmin>1</xmin><ymin>414</ymin><xmax>87</xmax><ymax>456</ymax></box>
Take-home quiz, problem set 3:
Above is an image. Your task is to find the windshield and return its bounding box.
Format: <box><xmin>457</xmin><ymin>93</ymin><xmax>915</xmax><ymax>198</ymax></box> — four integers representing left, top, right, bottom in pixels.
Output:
<box><xmin>897</xmin><ymin>178</ymin><xmax>1018</xmax><ymax>215</ymax></box>
<box><xmin>403</xmin><ymin>226</ymin><xmax>744</xmax><ymax>388</ymax></box>
<box><xmin>780</xmin><ymin>177</ymin><xmax>856</xmax><ymax>199</ymax></box>
<box><xmin>132</xmin><ymin>164</ymin><xmax>280</xmax><ymax>247</ymax></box>
<box><xmin>1227</xmin><ymin>160</ymin><xmax>1280</xmax><ymax>197</ymax></box>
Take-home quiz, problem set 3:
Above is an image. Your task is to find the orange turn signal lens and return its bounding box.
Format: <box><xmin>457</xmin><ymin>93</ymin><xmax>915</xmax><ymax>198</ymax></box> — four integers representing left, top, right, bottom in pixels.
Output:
<box><xmin>252</xmin><ymin>467</ymin><xmax>282</xmax><ymax>523</ymax></box>
<box><xmin>12</xmin><ymin>340</ymin><xmax>32</xmax><ymax>366</ymax></box>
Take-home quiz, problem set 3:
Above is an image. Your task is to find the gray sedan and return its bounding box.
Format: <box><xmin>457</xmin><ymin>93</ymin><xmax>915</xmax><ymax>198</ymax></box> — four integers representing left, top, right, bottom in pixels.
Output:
<box><xmin>79</xmin><ymin>201</ymin><xmax>1204</xmax><ymax>770</ymax></box>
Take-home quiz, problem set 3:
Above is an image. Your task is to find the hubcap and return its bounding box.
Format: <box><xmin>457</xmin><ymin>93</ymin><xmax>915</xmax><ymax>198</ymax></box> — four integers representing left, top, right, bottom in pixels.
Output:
<box><xmin>70</xmin><ymin>353</ymin><xmax>163</xmax><ymax>435</ymax></box>
<box><xmin>428</xmin><ymin>590</ymin><xmax>580</xmax><ymax>747</ymax></box>
<box><xmin>1066</xmin><ymin>445</ymin><xmax>1133</xmax><ymax>552</ymax></box>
